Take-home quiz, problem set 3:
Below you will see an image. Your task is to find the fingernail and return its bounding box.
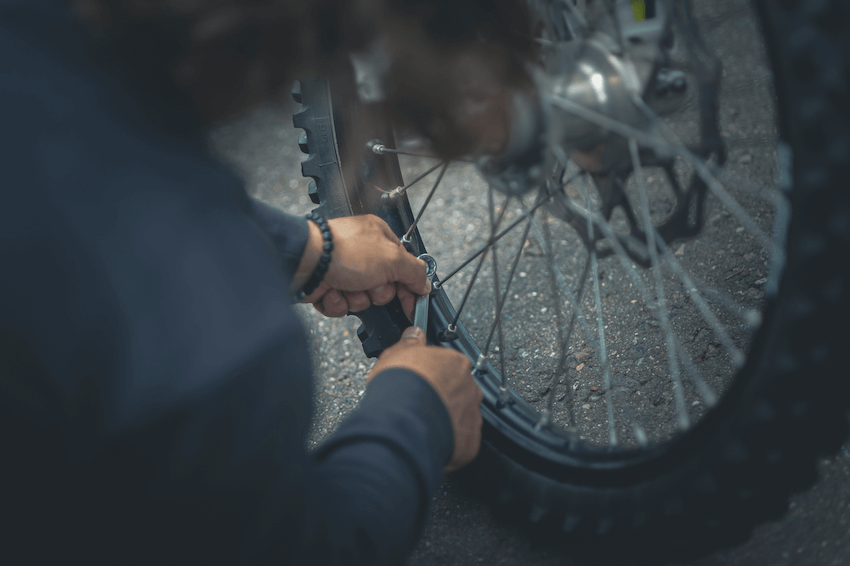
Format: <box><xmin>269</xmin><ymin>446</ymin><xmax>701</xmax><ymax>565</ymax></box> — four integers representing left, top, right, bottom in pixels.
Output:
<box><xmin>331</xmin><ymin>295</ymin><xmax>341</xmax><ymax>304</ymax></box>
<box><xmin>374</xmin><ymin>285</ymin><xmax>385</xmax><ymax>294</ymax></box>
<box><xmin>403</xmin><ymin>326</ymin><xmax>422</xmax><ymax>339</ymax></box>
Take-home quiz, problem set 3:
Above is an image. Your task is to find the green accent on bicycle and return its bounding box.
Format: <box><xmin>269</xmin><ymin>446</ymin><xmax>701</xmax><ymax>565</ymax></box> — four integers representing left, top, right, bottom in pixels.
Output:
<box><xmin>632</xmin><ymin>0</ymin><xmax>646</xmax><ymax>21</ymax></box>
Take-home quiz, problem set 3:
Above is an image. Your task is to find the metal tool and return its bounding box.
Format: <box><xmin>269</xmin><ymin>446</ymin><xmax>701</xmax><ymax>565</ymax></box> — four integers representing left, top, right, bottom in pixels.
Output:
<box><xmin>413</xmin><ymin>254</ymin><xmax>437</xmax><ymax>333</ymax></box>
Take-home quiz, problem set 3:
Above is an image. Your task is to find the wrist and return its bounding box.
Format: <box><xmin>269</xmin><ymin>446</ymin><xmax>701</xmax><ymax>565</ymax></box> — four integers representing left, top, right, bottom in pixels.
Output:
<box><xmin>290</xmin><ymin>218</ymin><xmax>323</xmax><ymax>293</ymax></box>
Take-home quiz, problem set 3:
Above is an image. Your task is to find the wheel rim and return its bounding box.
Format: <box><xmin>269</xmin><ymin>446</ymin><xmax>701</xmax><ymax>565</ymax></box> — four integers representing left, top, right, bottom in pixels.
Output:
<box><xmin>360</xmin><ymin>0</ymin><xmax>787</xmax><ymax>467</ymax></box>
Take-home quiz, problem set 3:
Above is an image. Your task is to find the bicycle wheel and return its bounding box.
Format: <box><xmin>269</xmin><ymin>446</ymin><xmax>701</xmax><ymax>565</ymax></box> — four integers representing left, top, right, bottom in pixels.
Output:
<box><xmin>292</xmin><ymin>0</ymin><xmax>849</xmax><ymax>561</ymax></box>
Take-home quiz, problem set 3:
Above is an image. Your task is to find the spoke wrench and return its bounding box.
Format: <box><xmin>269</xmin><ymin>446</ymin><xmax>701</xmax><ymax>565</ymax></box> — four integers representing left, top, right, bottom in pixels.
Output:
<box><xmin>413</xmin><ymin>254</ymin><xmax>437</xmax><ymax>333</ymax></box>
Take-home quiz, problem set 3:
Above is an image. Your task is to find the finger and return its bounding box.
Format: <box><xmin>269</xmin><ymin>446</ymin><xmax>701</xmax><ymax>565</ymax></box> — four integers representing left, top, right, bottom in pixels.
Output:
<box><xmin>393</xmin><ymin>252</ymin><xmax>432</xmax><ymax>297</ymax></box>
<box><xmin>400</xmin><ymin>324</ymin><xmax>426</xmax><ymax>345</ymax></box>
<box><xmin>367</xmin><ymin>283</ymin><xmax>397</xmax><ymax>307</ymax></box>
<box><xmin>397</xmin><ymin>286</ymin><xmax>417</xmax><ymax>322</ymax></box>
<box><xmin>344</xmin><ymin>290</ymin><xmax>372</xmax><ymax>312</ymax></box>
<box><xmin>312</xmin><ymin>302</ymin><xmax>326</xmax><ymax>316</ymax></box>
<box><xmin>322</xmin><ymin>289</ymin><xmax>349</xmax><ymax>317</ymax></box>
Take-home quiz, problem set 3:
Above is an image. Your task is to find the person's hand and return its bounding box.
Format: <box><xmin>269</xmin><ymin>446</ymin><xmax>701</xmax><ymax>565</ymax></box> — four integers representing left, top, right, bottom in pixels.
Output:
<box><xmin>368</xmin><ymin>326</ymin><xmax>483</xmax><ymax>472</ymax></box>
<box><xmin>294</xmin><ymin>214</ymin><xmax>431</xmax><ymax>321</ymax></box>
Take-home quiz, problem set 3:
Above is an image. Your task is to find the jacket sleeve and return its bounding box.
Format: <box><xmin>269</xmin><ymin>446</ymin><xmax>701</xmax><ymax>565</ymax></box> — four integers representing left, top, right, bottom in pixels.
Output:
<box><xmin>2</xmin><ymin>177</ymin><xmax>454</xmax><ymax>565</ymax></box>
<box><xmin>246</xmin><ymin>197</ymin><xmax>311</xmax><ymax>284</ymax></box>
<box><xmin>301</xmin><ymin>369</ymin><xmax>454</xmax><ymax>565</ymax></box>
<box><xmin>1</xmin><ymin>15</ymin><xmax>454</xmax><ymax>562</ymax></box>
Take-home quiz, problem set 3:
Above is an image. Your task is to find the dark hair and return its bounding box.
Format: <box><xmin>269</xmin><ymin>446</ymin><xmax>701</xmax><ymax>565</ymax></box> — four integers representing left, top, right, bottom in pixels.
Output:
<box><xmin>72</xmin><ymin>0</ymin><xmax>374</xmax><ymax>122</ymax></box>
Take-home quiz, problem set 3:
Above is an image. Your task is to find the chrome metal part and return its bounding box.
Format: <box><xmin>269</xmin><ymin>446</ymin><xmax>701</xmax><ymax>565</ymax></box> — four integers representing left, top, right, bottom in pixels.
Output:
<box><xmin>369</xmin><ymin>140</ymin><xmax>387</xmax><ymax>155</ymax></box>
<box><xmin>381</xmin><ymin>186</ymin><xmax>406</xmax><ymax>207</ymax></box>
<box><xmin>419</xmin><ymin>253</ymin><xmax>438</xmax><ymax>281</ymax></box>
<box><xmin>545</xmin><ymin>37</ymin><xmax>650</xmax><ymax>171</ymax></box>
<box><xmin>539</xmin><ymin>0</ymin><xmax>671</xmax><ymax>172</ymax></box>
<box><xmin>413</xmin><ymin>294</ymin><xmax>429</xmax><ymax>333</ymax></box>
<box><xmin>413</xmin><ymin>254</ymin><xmax>437</xmax><ymax>333</ymax></box>
<box><xmin>438</xmin><ymin>323</ymin><xmax>458</xmax><ymax>343</ymax></box>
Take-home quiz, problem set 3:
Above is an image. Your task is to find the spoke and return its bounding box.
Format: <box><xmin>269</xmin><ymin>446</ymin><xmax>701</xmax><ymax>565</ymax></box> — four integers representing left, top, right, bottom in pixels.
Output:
<box><xmin>562</xmin><ymin>0</ymin><xmax>589</xmax><ymax>36</ymax></box>
<box><xmin>560</xmin><ymin>176</ymin><xmax>750</xmax><ymax>369</ymax></box>
<box><xmin>577</xmin><ymin>179</ymin><xmax>618</xmax><ymax>446</ymax></box>
<box><xmin>440</xmin><ymin>192</ymin><xmax>555</xmax><ymax>286</ymax></box>
<box><xmin>603</xmin><ymin>0</ymin><xmax>626</xmax><ymax>52</ymax></box>
<box><xmin>655</xmin><ymin>236</ymin><xmax>746</xmax><ymax>368</ymax></box>
<box><xmin>539</xmin><ymin>209</ymin><xmax>562</xmax><ymax>428</ymax></box>
<box><xmin>611</xmin><ymin>377</ymin><xmax>649</xmax><ymax>447</ymax></box>
<box><xmin>523</xmin><ymin>204</ymin><xmax>602</xmax><ymax>361</ymax></box>
<box><xmin>631</xmin><ymin>95</ymin><xmax>773</xmax><ymax>251</ymax></box>
<box><xmin>401</xmin><ymin>160</ymin><xmax>447</xmax><ymax>192</ymax></box>
<box><xmin>547</xmin><ymin>93</ymin><xmax>772</xmax><ymax>250</ymax></box>
<box><xmin>449</xmin><ymin>199</ymin><xmax>511</xmax><ymax>327</ymax></box>
<box><xmin>492</xmin><ymin>219</ymin><xmax>536</xmax><ymax>388</ymax></box>
<box><xmin>556</xmin><ymin>188</ymin><xmax>719</xmax><ymax>408</ymax></box>
<box><xmin>374</xmin><ymin>144</ymin><xmax>474</xmax><ymax>163</ymax></box>
<box><xmin>404</xmin><ymin>162</ymin><xmax>449</xmax><ymax>240</ymax></box>
<box><xmin>485</xmin><ymin>187</ymin><xmax>506</xmax><ymax>382</ymax></box>
<box><xmin>544</xmin><ymin>255</ymin><xmax>591</xmax><ymax>430</ymax></box>
<box><xmin>566</xmin><ymin>187</ymin><xmax>756</xmax><ymax>327</ymax></box>
<box><xmin>630</xmin><ymin>138</ymin><xmax>690</xmax><ymax>431</ymax></box>
<box><xmin>478</xmin><ymin>195</ymin><xmax>540</xmax><ymax>390</ymax></box>
<box><xmin>673</xmin><ymin>334</ymin><xmax>718</xmax><ymax>408</ymax></box>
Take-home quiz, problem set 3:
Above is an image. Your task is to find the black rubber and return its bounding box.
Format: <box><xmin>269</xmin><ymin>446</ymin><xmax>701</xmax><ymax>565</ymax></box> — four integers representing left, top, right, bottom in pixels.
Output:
<box><xmin>293</xmin><ymin>1</ymin><xmax>850</xmax><ymax>562</ymax></box>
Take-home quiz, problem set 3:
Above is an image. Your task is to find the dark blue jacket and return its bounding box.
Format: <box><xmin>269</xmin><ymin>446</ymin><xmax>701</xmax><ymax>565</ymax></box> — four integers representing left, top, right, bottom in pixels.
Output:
<box><xmin>0</xmin><ymin>1</ymin><xmax>453</xmax><ymax>563</ymax></box>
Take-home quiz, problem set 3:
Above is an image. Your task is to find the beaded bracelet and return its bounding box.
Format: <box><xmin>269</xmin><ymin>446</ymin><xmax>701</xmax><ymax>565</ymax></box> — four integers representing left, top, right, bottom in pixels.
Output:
<box><xmin>295</xmin><ymin>211</ymin><xmax>334</xmax><ymax>302</ymax></box>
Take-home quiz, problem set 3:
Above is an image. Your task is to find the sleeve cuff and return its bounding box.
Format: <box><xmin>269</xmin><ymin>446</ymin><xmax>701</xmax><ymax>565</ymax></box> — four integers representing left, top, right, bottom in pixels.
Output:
<box><xmin>314</xmin><ymin>368</ymin><xmax>454</xmax><ymax>498</ymax></box>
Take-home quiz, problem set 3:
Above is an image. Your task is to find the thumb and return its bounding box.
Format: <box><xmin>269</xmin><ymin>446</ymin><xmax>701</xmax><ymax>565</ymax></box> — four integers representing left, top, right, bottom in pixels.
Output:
<box><xmin>401</xmin><ymin>325</ymin><xmax>426</xmax><ymax>344</ymax></box>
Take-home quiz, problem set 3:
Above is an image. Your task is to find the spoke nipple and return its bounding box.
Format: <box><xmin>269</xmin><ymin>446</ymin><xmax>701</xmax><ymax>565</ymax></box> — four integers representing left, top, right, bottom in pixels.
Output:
<box><xmin>367</xmin><ymin>139</ymin><xmax>386</xmax><ymax>155</ymax></box>
<box><xmin>438</xmin><ymin>323</ymin><xmax>457</xmax><ymax>342</ymax></box>
<box><xmin>382</xmin><ymin>186</ymin><xmax>406</xmax><ymax>207</ymax></box>
<box><xmin>496</xmin><ymin>386</ymin><xmax>514</xmax><ymax>408</ymax></box>
<box><xmin>475</xmin><ymin>354</ymin><xmax>488</xmax><ymax>372</ymax></box>
<box><xmin>535</xmin><ymin>410</ymin><xmax>552</xmax><ymax>431</ymax></box>
<box><xmin>432</xmin><ymin>280</ymin><xmax>441</xmax><ymax>291</ymax></box>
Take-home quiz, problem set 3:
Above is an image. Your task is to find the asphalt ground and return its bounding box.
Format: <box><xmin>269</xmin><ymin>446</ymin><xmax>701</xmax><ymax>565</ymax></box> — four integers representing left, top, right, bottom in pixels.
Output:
<box><xmin>209</xmin><ymin>1</ymin><xmax>850</xmax><ymax>563</ymax></box>
<box><xmin>210</xmin><ymin>105</ymin><xmax>850</xmax><ymax>566</ymax></box>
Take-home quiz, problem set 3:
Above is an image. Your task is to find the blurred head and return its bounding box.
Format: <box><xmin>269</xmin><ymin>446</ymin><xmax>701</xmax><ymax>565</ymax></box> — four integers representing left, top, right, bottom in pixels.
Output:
<box><xmin>72</xmin><ymin>0</ymin><xmax>535</xmax><ymax>154</ymax></box>
<box><xmin>72</xmin><ymin>0</ymin><xmax>374</xmax><ymax>122</ymax></box>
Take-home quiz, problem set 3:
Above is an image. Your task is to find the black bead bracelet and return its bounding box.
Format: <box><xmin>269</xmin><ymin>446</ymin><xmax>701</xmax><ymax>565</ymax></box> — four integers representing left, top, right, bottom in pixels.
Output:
<box><xmin>295</xmin><ymin>211</ymin><xmax>334</xmax><ymax>302</ymax></box>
